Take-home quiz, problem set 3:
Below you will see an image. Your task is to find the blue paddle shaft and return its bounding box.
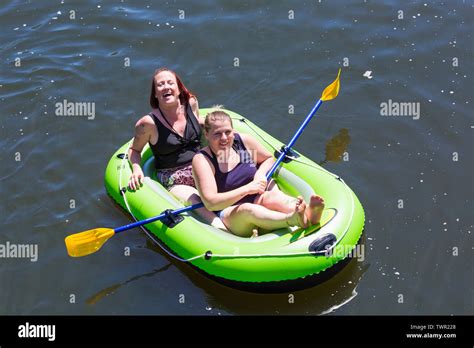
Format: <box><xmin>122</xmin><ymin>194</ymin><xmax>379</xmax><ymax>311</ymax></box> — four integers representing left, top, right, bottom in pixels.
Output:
<box><xmin>115</xmin><ymin>98</ymin><xmax>323</xmax><ymax>234</ymax></box>
<box><xmin>266</xmin><ymin>99</ymin><xmax>323</xmax><ymax>180</ymax></box>
<box><xmin>114</xmin><ymin>203</ymin><xmax>204</xmax><ymax>233</ymax></box>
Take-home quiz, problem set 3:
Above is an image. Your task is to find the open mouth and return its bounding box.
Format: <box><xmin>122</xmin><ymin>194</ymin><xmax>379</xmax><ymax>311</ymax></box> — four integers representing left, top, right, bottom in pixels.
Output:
<box><xmin>162</xmin><ymin>92</ymin><xmax>173</xmax><ymax>98</ymax></box>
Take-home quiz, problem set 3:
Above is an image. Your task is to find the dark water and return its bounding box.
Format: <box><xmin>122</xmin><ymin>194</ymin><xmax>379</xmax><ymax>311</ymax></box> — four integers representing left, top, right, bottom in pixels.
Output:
<box><xmin>1</xmin><ymin>0</ymin><xmax>472</xmax><ymax>315</ymax></box>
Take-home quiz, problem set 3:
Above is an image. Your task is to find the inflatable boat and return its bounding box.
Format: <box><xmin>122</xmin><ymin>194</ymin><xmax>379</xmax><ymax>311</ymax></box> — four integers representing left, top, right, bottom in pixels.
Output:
<box><xmin>104</xmin><ymin>108</ymin><xmax>365</xmax><ymax>285</ymax></box>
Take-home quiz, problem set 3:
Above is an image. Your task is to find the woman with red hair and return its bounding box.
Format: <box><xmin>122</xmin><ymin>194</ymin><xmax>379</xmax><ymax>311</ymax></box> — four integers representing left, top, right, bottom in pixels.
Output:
<box><xmin>127</xmin><ymin>68</ymin><xmax>224</xmax><ymax>229</ymax></box>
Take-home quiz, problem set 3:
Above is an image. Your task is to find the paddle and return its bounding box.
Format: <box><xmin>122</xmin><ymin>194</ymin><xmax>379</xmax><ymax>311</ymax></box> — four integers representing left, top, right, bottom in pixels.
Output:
<box><xmin>65</xmin><ymin>204</ymin><xmax>203</xmax><ymax>257</ymax></box>
<box><xmin>267</xmin><ymin>68</ymin><xmax>341</xmax><ymax>177</ymax></box>
<box><xmin>64</xmin><ymin>69</ymin><xmax>341</xmax><ymax>257</ymax></box>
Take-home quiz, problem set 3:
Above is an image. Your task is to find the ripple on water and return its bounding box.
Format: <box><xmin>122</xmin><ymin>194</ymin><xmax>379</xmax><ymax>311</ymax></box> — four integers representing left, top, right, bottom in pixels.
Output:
<box><xmin>0</xmin><ymin>0</ymin><xmax>472</xmax><ymax>315</ymax></box>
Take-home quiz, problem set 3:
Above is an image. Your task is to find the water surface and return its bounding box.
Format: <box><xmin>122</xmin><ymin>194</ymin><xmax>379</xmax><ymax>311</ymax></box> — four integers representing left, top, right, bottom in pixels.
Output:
<box><xmin>0</xmin><ymin>0</ymin><xmax>472</xmax><ymax>315</ymax></box>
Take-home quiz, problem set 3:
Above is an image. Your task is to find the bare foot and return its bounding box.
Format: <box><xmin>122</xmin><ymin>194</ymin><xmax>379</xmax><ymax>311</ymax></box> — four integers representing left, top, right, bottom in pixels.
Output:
<box><xmin>306</xmin><ymin>194</ymin><xmax>325</xmax><ymax>225</ymax></box>
<box><xmin>287</xmin><ymin>196</ymin><xmax>308</xmax><ymax>228</ymax></box>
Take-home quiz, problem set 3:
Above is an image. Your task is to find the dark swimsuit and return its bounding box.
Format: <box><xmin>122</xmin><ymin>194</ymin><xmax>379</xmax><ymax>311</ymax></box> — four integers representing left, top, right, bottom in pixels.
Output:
<box><xmin>149</xmin><ymin>103</ymin><xmax>201</xmax><ymax>170</ymax></box>
<box><xmin>200</xmin><ymin>133</ymin><xmax>258</xmax><ymax>216</ymax></box>
<box><xmin>148</xmin><ymin>103</ymin><xmax>202</xmax><ymax>189</ymax></box>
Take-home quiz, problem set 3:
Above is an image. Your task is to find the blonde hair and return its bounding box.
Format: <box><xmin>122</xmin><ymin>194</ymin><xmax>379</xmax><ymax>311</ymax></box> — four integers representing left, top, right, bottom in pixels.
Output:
<box><xmin>204</xmin><ymin>106</ymin><xmax>233</xmax><ymax>132</ymax></box>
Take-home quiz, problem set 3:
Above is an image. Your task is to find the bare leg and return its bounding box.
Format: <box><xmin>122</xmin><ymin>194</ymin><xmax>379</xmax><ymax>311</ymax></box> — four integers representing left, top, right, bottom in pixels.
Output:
<box><xmin>221</xmin><ymin>201</ymin><xmax>306</xmax><ymax>237</ymax></box>
<box><xmin>169</xmin><ymin>185</ymin><xmax>227</xmax><ymax>231</ymax></box>
<box><xmin>257</xmin><ymin>183</ymin><xmax>326</xmax><ymax>226</ymax></box>
<box><xmin>255</xmin><ymin>189</ymin><xmax>298</xmax><ymax>214</ymax></box>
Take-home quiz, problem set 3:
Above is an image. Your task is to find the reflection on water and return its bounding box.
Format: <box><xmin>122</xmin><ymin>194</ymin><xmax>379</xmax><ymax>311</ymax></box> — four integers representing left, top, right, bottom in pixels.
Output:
<box><xmin>319</xmin><ymin>128</ymin><xmax>351</xmax><ymax>166</ymax></box>
<box><xmin>85</xmin><ymin>232</ymin><xmax>367</xmax><ymax>314</ymax></box>
<box><xmin>200</xmin><ymin>258</ymin><xmax>369</xmax><ymax>315</ymax></box>
<box><xmin>85</xmin><ymin>262</ymin><xmax>172</xmax><ymax>305</ymax></box>
<box><xmin>2</xmin><ymin>0</ymin><xmax>471</xmax><ymax>315</ymax></box>
<box><xmin>145</xmin><ymin>234</ymin><xmax>367</xmax><ymax>314</ymax></box>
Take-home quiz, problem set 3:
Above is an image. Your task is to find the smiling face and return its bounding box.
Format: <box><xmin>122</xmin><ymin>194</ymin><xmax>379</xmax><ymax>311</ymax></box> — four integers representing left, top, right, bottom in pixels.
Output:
<box><xmin>154</xmin><ymin>70</ymin><xmax>180</xmax><ymax>106</ymax></box>
<box><xmin>205</xmin><ymin>117</ymin><xmax>235</xmax><ymax>154</ymax></box>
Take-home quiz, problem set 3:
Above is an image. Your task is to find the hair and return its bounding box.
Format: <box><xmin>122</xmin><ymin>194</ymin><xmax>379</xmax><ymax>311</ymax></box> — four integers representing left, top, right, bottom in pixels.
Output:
<box><xmin>204</xmin><ymin>106</ymin><xmax>233</xmax><ymax>133</ymax></box>
<box><xmin>149</xmin><ymin>67</ymin><xmax>194</xmax><ymax>109</ymax></box>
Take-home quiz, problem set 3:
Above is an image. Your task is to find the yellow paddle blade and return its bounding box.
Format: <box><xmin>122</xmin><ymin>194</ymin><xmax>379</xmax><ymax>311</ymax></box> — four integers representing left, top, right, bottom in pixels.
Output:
<box><xmin>321</xmin><ymin>68</ymin><xmax>341</xmax><ymax>101</ymax></box>
<box><xmin>65</xmin><ymin>228</ymin><xmax>115</xmax><ymax>257</ymax></box>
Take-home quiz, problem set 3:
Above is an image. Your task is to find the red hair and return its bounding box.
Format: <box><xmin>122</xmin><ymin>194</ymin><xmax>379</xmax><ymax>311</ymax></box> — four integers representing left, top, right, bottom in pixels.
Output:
<box><xmin>149</xmin><ymin>67</ymin><xmax>194</xmax><ymax>108</ymax></box>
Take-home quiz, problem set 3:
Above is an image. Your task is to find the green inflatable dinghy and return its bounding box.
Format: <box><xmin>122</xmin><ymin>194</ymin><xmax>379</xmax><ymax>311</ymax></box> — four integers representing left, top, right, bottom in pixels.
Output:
<box><xmin>104</xmin><ymin>108</ymin><xmax>365</xmax><ymax>286</ymax></box>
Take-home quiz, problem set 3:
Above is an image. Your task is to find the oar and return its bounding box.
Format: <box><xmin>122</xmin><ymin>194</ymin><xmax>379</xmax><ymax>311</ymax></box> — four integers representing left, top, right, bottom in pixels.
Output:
<box><xmin>65</xmin><ymin>204</ymin><xmax>203</xmax><ymax>257</ymax></box>
<box><xmin>266</xmin><ymin>68</ymin><xmax>341</xmax><ymax>176</ymax></box>
<box><xmin>64</xmin><ymin>69</ymin><xmax>341</xmax><ymax>258</ymax></box>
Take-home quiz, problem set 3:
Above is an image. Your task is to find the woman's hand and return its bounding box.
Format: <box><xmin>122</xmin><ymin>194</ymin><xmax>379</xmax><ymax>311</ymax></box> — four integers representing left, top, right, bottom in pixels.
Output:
<box><xmin>128</xmin><ymin>164</ymin><xmax>144</xmax><ymax>190</ymax></box>
<box><xmin>253</xmin><ymin>171</ymin><xmax>267</xmax><ymax>184</ymax></box>
<box><xmin>245</xmin><ymin>178</ymin><xmax>267</xmax><ymax>195</ymax></box>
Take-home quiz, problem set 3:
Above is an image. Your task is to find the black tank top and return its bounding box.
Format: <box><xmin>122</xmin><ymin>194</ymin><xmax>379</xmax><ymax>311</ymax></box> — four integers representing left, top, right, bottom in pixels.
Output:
<box><xmin>149</xmin><ymin>103</ymin><xmax>202</xmax><ymax>170</ymax></box>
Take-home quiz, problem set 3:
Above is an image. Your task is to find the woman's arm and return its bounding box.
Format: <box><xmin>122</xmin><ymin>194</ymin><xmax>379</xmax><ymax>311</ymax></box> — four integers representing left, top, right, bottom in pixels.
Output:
<box><xmin>189</xmin><ymin>97</ymin><xmax>204</xmax><ymax>127</ymax></box>
<box><xmin>127</xmin><ymin>115</ymin><xmax>154</xmax><ymax>190</ymax></box>
<box><xmin>192</xmin><ymin>153</ymin><xmax>266</xmax><ymax>211</ymax></box>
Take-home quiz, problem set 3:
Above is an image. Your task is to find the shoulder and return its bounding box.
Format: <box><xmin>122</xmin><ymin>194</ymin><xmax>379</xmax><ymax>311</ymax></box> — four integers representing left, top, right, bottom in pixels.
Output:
<box><xmin>189</xmin><ymin>96</ymin><xmax>198</xmax><ymax>108</ymax></box>
<box><xmin>189</xmin><ymin>96</ymin><xmax>201</xmax><ymax>118</ymax></box>
<box><xmin>193</xmin><ymin>149</ymin><xmax>216</xmax><ymax>177</ymax></box>
<box><xmin>192</xmin><ymin>151</ymin><xmax>207</xmax><ymax>172</ymax></box>
<box><xmin>135</xmin><ymin>114</ymin><xmax>155</xmax><ymax>132</ymax></box>
<box><xmin>239</xmin><ymin>133</ymin><xmax>270</xmax><ymax>158</ymax></box>
<box><xmin>238</xmin><ymin>133</ymin><xmax>257</xmax><ymax>148</ymax></box>
<box><xmin>136</xmin><ymin>114</ymin><xmax>154</xmax><ymax>126</ymax></box>
<box><xmin>193</xmin><ymin>148</ymin><xmax>212</xmax><ymax>166</ymax></box>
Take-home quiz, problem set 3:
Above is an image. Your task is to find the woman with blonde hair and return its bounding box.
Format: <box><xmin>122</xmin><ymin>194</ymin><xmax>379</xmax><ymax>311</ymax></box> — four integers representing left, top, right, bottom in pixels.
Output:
<box><xmin>192</xmin><ymin>109</ymin><xmax>325</xmax><ymax>237</ymax></box>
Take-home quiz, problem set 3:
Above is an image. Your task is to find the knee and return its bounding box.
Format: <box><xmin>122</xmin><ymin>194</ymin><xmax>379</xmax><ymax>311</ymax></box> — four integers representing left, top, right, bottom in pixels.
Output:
<box><xmin>170</xmin><ymin>185</ymin><xmax>200</xmax><ymax>204</ymax></box>
<box><xmin>187</xmin><ymin>192</ymin><xmax>202</xmax><ymax>204</ymax></box>
<box><xmin>236</xmin><ymin>203</ymin><xmax>255</xmax><ymax>216</ymax></box>
<box><xmin>260</xmin><ymin>190</ymin><xmax>277</xmax><ymax>204</ymax></box>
